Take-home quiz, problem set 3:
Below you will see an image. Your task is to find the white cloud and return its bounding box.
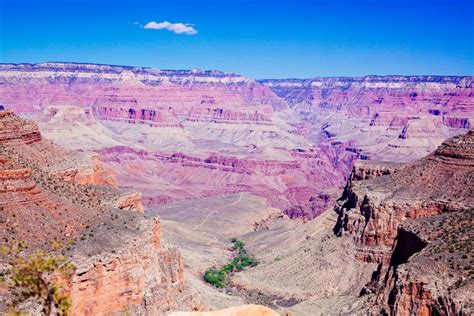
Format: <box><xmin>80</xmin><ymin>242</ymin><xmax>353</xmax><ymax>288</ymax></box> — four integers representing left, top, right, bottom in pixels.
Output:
<box><xmin>143</xmin><ymin>21</ymin><xmax>197</xmax><ymax>35</ymax></box>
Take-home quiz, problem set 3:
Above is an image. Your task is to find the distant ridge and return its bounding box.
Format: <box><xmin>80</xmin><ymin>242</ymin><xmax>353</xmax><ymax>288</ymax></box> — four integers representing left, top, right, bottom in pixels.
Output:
<box><xmin>0</xmin><ymin>62</ymin><xmax>472</xmax><ymax>81</ymax></box>
<box><xmin>0</xmin><ymin>61</ymin><xmax>240</xmax><ymax>77</ymax></box>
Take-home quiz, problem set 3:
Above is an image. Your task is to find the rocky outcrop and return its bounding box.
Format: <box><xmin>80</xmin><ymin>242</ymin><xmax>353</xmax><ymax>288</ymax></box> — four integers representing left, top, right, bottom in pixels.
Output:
<box><xmin>0</xmin><ymin>110</ymin><xmax>202</xmax><ymax>315</ymax></box>
<box><xmin>69</xmin><ymin>217</ymin><xmax>202</xmax><ymax>315</ymax></box>
<box><xmin>334</xmin><ymin>131</ymin><xmax>474</xmax><ymax>314</ymax></box>
<box><xmin>0</xmin><ymin>110</ymin><xmax>42</xmax><ymax>144</ymax></box>
<box><xmin>0</xmin><ymin>110</ymin><xmax>115</xmax><ymax>186</ymax></box>
<box><xmin>54</xmin><ymin>153</ymin><xmax>117</xmax><ymax>186</ymax></box>
<box><xmin>335</xmin><ymin>131</ymin><xmax>473</xmax><ymax>248</ymax></box>
<box><xmin>112</xmin><ymin>191</ymin><xmax>144</xmax><ymax>211</ymax></box>
<box><xmin>351</xmin><ymin>160</ymin><xmax>405</xmax><ymax>181</ymax></box>
<box><xmin>363</xmin><ymin>210</ymin><xmax>473</xmax><ymax>315</ymax></box>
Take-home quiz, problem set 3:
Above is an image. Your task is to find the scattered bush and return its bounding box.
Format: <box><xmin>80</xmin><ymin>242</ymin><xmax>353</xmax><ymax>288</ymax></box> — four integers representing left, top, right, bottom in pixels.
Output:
<box><xmin>203</xmin><ymin>238</ymin><xmax>258</xmax><ymax>288</ymax></box>
<box><xmin>203</xmin><ymin>268</ymin><xmax>226</xmax><ymax>288</ymax></box>
<box><xmin>230</xmin><ymin>238</ymin><xmax>245</xmax><ymax>251</ymax></box>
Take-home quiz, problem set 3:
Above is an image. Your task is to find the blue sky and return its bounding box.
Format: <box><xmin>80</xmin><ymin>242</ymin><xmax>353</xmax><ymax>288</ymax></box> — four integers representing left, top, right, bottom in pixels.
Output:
<box><xmin>0</xmin><ymin>0</ymin><xmax>472</xmax><ymax>78</ymax></box>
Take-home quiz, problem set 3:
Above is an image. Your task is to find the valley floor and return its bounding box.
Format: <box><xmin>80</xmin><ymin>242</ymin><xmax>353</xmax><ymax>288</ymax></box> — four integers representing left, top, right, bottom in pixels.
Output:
<box><xmin>150</xmin><ymin>193</ymin><xmax>375</xmax><ymax>315</ymax></box>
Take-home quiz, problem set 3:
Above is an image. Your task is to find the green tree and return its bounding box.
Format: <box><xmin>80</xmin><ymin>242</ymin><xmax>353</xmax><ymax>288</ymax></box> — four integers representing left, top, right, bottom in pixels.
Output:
<box><xmin>203</xmin><ymin>267</ymin><xmax>226</xmax><ymax>288</ymax></box>
<box><xmin>0</xmin><ymin>241</ymin><xmax>75</xmax><ymax>315</ymax></box>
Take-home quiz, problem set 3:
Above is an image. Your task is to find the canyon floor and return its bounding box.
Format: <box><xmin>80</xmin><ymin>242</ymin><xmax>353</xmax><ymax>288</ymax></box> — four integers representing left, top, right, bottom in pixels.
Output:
<box><xmin>150</xmin><ymin>193</ymin><xmax>376</xmax><ymax>315</ymax></box>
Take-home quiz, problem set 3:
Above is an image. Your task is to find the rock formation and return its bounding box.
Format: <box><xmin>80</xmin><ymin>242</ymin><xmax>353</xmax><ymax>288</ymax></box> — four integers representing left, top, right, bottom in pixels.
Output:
<box><xmin>1</xmin><ymin>63</ymin><xmax>472</xmax><ymax>314</ymax></box>
<box><xmin>1</xmin><ymin>64</ymin><xmax>472</xmax><ymax>219</ymax></box>
<box><xmin>260</xmin><ymin>76</ymin><xmax>473</xmax><ymax>161</ymax></box>
<box><xmin>69</xmin><ymin>216</ymin><xmax>202</xmax><ymax>315</ymax></box>
<box><xmin>0</xmin><ymin>62</ymin><xmax>285</xmax><ymax>114</ymax></box>
<box><xmin>97</xmin><ymin>143</ymin><xmax>354</xmax><ymax>219</ymax></box>
<box><xmin>0</xmin><ymin>63</ymin><xmax>357</xmax><ymax>219</ymax></box>
<box><xmin>0</xmin><ymin>110</ymin><xmax>202</xmax><ymax>314</ymax></box>
<box><xmin>334</xmin><ymin>131</ymin><xmax>474</xmax><ymax>314</ymax></box>
<box><xmin>0</xmin><ymin>109</ymin><xmax>116</xmax><ymax>186</ymax></box>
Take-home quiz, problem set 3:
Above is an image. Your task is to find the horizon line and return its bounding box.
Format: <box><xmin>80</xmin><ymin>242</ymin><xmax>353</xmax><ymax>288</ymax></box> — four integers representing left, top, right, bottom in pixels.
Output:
<box><xmin>0</xmin><ymin>61</ymin><xmax>472</xmax><ymax>80</ymax></box>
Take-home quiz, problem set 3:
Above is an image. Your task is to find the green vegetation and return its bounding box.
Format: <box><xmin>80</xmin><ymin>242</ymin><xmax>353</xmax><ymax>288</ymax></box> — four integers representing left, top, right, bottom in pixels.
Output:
<box><xmin>0</xmin><ymin>241</ymin><xmax>75</xmax><ymax>315</ymax></box>
<box><xmin>203</xmin><ymin>268</ymin><xmax>226</xmax><ymax>288</ymax></box>
<box><xmin>203</xmin><ymin>238</ymin><xmax>258</xmax><ymax>288</ymax></box>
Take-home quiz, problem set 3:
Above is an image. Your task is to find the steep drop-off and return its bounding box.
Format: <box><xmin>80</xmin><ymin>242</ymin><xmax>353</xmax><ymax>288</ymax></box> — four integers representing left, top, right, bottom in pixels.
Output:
<box><xmin>335</xmin><ymin>131</ymin><xmax>473</xmax><ymax>314</ymax></box>
<box><xmin>0</xmin><ymin>110</ymin><xmax>202</xmax><ymax>315</ymax></box>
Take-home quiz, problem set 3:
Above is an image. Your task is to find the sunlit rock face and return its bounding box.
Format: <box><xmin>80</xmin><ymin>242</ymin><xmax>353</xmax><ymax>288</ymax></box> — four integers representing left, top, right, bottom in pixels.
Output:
<box><xmin>260</xmin><ymin>76</ymin><xmax>473</xmax><ymax>161</ymax></box>
<box><xmin>0</xmin><ymin>63</ymin><xmax>350</xmax><ymax>218</ymax></box>
<box><xmin>1</xmin><ymin>64</ymin><xmax>471</xmax><ymax>219</ymax></box>
<box><xmin>0</xmin><ymin>62</ymin><xmax>285</xmax><ymax>114</ymax></box>
<box><xmin>0</xmin><ymin>110</ymin><xmax>202</xmax><ymax>315</ymax></box>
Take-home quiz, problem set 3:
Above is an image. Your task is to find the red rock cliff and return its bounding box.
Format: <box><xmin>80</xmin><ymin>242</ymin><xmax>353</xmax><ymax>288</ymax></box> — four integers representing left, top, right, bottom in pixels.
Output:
<box><xmin>0</xmin><ymin>110</ymin><xmax>202</xmax><ymax>315</ymax></box>
<box><xmin>69</xmin><ymin>217</ymin><xmax>202</xmax><ymax>315</ymax></box>
<box><xmin>334</xmin><ymin>131</ymin><xmax>474</xmax><ymax>314</ymax></box>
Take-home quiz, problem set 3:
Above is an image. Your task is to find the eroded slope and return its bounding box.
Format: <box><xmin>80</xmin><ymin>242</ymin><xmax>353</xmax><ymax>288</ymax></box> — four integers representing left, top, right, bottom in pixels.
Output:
<box><xmin>0</xmin><ymin>110</ymin><xmax>202</xmax><ymax>315</ymax></box>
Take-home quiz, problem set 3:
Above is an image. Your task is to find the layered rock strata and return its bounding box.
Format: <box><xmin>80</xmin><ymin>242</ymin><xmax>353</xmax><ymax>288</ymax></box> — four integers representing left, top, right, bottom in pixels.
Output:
<box><xmin>334</xmin><ymin>131</ymin><xmax>474</xmax><ymax>314</ymax></box>
<box><xmin>0</xmin><ymin>62</ymin><xmax>285</xmax><ymax>116</ymax></box>
<box><xmin>98</xmin><ymin>142</ymin><xmax>355</xmax><ymax>219</ymax></box>
<box><xmin>261</xmin><ymin>76</ymin><xmax>473</xmax><ymax>161</ymax></box>
<box><xmin>69</xmin><ymin>215</ymin><xmax>202</xmax><ymax>315</ymax></box>
<box><xmin>0</xmin><ymin>110</ymin><xmax>202</xmax><ymax>314</ymax></box>
<box><xmin>0</xmin><ymin>110</ymin><xmax>115</xmax><ymax>186</ymax></box>
<box><xmin>0</xmin><ymin>64</ymin><xmax>472</xmax><ymax>220</ymax></box>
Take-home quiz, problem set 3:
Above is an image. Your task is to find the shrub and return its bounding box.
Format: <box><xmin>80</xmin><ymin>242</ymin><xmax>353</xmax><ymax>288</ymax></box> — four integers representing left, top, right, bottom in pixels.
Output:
<box><xmin>222</xmin><ymin>264</ymin><xmax>234</xmax><ymax>273</ymax></box>
<box><xmin>234</xmin><ymin>263</ymin><xmax>243</xmax><ymax>272</ymax></box>
<box><xmin>203</xmin><ymin>268</ymin><xmax>226</xmax><ymax>288</ymax></box>
<box><xmin>240</xmin><ymin>255</ymin><xmax>252</xmax><ymax>267</ymax></box>
<box><xmin>231</xmin><ymin>239</ymin><xmax>245</xmax><ymax>251</ymax></box>
<box><xmin>0</xmin><ymin>241</ymin><xmax>75</xmax><ymax>315</ymax></box>
<box><xmin>231</xmin><ymin>257</ymin><xmax>240</xmax><ymax>266</ymax></box>
<box><xmin>203</xmin><ymin>238</ymin><xmax>258</xmax><ymax>288</ymax></box>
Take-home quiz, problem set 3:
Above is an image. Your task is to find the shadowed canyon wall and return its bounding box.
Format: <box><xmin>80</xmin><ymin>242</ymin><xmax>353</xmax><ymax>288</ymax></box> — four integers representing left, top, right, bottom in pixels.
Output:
<box><xmin>334</xmin><ymin>131</ymin><xmax>473</xmax><ymax>314</ymax></box>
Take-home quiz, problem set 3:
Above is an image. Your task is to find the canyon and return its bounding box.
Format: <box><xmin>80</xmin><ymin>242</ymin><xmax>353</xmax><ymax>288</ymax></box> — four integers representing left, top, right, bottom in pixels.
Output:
<box><xmin>0</xmin><ymin>62</ymin><xmax>472</xmax><ymax>315</ymax></box>
<box><xmin>220</xmin><ymin>131</ymin><xmax>473</xmax><ymax>315</ymax></box>
<box><xmin>260</xmin><ymin>76</ymin><xmax>472</xmax><ymax>161</ymax></box>
<box><xmin>0</xmin><ymin>63</ymin><xmax>471</xmax><ymax>219</ymax></box>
